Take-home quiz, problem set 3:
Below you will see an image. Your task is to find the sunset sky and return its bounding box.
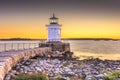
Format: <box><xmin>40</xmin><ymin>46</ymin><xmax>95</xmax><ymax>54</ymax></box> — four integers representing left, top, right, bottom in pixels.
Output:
<box><xmin>0</xmin><ymin>0</ymin><xmax>120</xmax><ymax>39</ymax></box>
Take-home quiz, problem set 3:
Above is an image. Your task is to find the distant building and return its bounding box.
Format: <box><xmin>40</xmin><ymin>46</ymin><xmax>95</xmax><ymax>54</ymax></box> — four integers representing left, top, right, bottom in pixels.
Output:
<box><xmin>46</xmin><ymin>13</ymin><xmax>61</xmax><ymax>42</ymax></box>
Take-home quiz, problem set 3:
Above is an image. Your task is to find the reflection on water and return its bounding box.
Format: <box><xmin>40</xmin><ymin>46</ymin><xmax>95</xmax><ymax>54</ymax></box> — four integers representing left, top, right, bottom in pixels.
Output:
<box><xmin>69</xmin><ymin>40</ymin><xmax>120</xmax><ymax>60</ymax></box>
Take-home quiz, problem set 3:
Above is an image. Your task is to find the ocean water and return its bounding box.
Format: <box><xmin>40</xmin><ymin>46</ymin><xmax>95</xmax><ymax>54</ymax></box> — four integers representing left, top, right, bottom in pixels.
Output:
<box><xmin>69</xmin><ymin>40</ymin><xmax>120</xmax><ymax>60</ymax></box>
<box><xmin>0</xmin><ymin>40</ymin><xmax>120</xmax><ymax>60</ymax></box>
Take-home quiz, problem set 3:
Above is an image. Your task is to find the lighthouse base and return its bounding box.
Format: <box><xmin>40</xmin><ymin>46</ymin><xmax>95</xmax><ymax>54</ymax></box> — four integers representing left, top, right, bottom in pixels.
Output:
<box><xmin>39</xmin><ymin>42</ymin><xmax>73</xmax><ymax>59</ymax></box>
<box><xmin>39</xmin><ymin>42</ymin><xmax>70</xmax><ymax>52</ymax></box>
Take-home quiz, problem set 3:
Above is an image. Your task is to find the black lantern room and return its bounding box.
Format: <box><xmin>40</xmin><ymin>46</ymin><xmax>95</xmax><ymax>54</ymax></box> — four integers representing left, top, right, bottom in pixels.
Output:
<box><xmin>49</xmin><ymin>13</ymin><xmax>58</xmax><ymax>24</ymax></box>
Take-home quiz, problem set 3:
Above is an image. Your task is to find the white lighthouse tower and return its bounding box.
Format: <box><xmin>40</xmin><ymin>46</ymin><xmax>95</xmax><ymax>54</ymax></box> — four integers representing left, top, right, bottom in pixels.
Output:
<box><xmin>46</xmin><ymin>14</ymin><xmax>61</xmax><ymax>42</ymax></box>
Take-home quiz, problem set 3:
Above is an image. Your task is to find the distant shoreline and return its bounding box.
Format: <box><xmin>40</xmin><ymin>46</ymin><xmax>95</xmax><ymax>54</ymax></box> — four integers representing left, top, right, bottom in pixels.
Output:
<box><xmin>0</xmin><ymin>38</ymin><xmax>119</xmax><ymax>41</ymax></box>
<box><xmin>62</xmin><ymin>38</ymin><xmax>120</xmax><ymax>41</ymax></box>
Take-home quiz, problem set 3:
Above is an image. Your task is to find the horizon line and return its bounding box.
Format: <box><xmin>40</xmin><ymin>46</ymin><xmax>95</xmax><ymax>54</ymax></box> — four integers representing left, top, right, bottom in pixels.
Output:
<box><xmin>0</xmin><ymin>38</ymin><xmax>120</xmax><ymax>40</ymax></box>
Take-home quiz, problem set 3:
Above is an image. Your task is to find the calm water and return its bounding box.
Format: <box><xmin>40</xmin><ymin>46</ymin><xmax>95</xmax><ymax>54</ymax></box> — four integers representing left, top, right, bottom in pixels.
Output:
<box><xmin>69</xmin><ymin>40</ymin><xmax>120</xmax><ymax>60</ymax></box>
<box><xmin>0</xmin><ymin>40</ymin><xmax>120</xmax><ymax>60</ymax></box>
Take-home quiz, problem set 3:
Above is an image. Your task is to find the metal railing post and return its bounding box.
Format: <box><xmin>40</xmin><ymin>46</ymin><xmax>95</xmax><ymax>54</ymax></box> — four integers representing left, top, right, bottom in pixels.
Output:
<box><xmin>4</xmin><ymin>43</ymin><xmax>6</xmax><ymax>52</ymax></box>
<box><xmin>36</xmin><ymin>43</ymin><xmax>38</xmax><ymax>47</ymax></box>
<box><xmin>34</xmin><ymin>43</ymin><xmax>36</xmax><ymax>48</ymax></box>
<box><xmin>17</xmin><ymin>43</ymin><xmax>19</xmax><ymax>50</ymax></box>
<box><xmin>23</xmin><ymin>43</ymin><xmax>25</xmax><ymax>50</ymax></box>
<box><xmin>29</xmin><ymin>43</ymin><xmax>30</xmax><ymax>49</ymax></box>
<box><xmin>11</xmin><ymin>43</ymin><xmax>13</xmax><ymax>51</ymax></box>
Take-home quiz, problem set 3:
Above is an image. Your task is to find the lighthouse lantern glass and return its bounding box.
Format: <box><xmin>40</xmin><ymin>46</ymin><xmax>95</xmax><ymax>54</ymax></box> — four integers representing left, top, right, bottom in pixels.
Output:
<box><xmin>50</xmin><ymin>18</ymin><xmax>58</xmax><ymax>24</ymax></box>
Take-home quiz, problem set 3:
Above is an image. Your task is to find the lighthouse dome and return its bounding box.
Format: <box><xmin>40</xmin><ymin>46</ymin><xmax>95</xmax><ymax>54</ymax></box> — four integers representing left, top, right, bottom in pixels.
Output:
<box><xmin>49</xmin><ymin>13</ymin><xmax>58</xmax><ymax>24</ymax></box>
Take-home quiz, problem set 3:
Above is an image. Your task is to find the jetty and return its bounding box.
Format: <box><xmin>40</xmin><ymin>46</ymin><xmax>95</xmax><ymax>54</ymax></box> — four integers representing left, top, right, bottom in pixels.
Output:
<box><xmin>0</xmin><ymin>40</ymin><xmax>72</xmax><ymax>80</ymax></box>
<box><xmin>0</xmin><ymin>47</ymin><xmax>51</xmax><ymax>80</ymax></box>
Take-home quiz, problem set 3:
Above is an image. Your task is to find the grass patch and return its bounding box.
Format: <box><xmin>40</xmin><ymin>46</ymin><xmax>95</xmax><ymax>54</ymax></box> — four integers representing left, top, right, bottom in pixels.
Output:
<box><xmin>104</xmin><ymin>72</ymin><xmax>120</xmax><ymax>80</ymax></box>
<box><xmin>11</xmin><ymin>73</ymin><xmax>48</xmax><ymax>80</ymax></box>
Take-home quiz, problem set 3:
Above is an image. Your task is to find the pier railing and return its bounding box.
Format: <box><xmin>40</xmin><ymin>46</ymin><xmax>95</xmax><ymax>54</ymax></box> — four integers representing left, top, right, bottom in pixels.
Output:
<box><xmin>0</xmin><ymin>43</ymin><xmax>39</xmax><ymax>52</ymax></box>
<box><xmin>0</xmin><ymin>40</ymin><xmax>70</xmax><ymax>52</ymax></box>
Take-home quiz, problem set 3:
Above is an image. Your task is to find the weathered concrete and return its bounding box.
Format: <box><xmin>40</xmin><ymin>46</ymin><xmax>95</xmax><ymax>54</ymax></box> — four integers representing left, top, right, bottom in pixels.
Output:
<box><xmin>39</xmin><ymin>42</ymin><xmax>70</xmax><ymax>52</ymax></box>
<box><xmin>0</xmin><ymin>47</ymin><xmax>51</xmax><ymax>80</ymax></box>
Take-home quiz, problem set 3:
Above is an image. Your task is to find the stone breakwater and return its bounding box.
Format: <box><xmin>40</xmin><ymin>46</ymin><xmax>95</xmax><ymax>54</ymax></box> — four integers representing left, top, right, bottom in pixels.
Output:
<box><xmin>0</xmin><ymin>47</ymin><xmax>51</xmax><ymax>80</ymax></box>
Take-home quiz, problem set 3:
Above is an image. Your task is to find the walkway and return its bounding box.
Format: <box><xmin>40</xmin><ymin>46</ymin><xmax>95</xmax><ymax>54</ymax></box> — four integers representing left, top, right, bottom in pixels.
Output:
<box><xmin>0</xmin><ymin>47</ymin><xmax>51</xmax><ymax>80</ymax></box>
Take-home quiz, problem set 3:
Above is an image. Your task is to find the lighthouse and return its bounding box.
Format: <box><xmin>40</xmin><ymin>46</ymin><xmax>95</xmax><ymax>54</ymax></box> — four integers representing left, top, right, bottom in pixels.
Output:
<box><xmin>46</xmin><ymin>14</ymin><xmax>61</xmax><ymax>42</ymax></box>
<box><xmin>40</xmin><ymin>14</ymin><xmax>71</xmax><ymax>53</ymax></box>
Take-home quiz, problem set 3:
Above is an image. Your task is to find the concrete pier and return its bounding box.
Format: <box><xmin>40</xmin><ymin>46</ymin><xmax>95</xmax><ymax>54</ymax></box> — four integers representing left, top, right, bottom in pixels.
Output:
<box><xmin>0</xmin><ymin>47</ymin><xmax>51</xmax><ymax>80</ymax></box>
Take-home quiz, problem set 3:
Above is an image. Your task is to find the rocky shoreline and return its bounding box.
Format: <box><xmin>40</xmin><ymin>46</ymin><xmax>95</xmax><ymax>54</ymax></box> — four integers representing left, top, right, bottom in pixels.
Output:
<box><xmin>4</xmin><ymin>56</ymin><xmax>120</xmax><ymax>80</ymax></box>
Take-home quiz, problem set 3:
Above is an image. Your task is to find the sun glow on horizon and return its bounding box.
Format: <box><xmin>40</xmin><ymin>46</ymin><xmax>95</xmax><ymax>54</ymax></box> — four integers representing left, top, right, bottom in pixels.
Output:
<box><xmin>0</xmin><ymin>12</ymin><xmax>120</xmax><ymax>39</ymax></box>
